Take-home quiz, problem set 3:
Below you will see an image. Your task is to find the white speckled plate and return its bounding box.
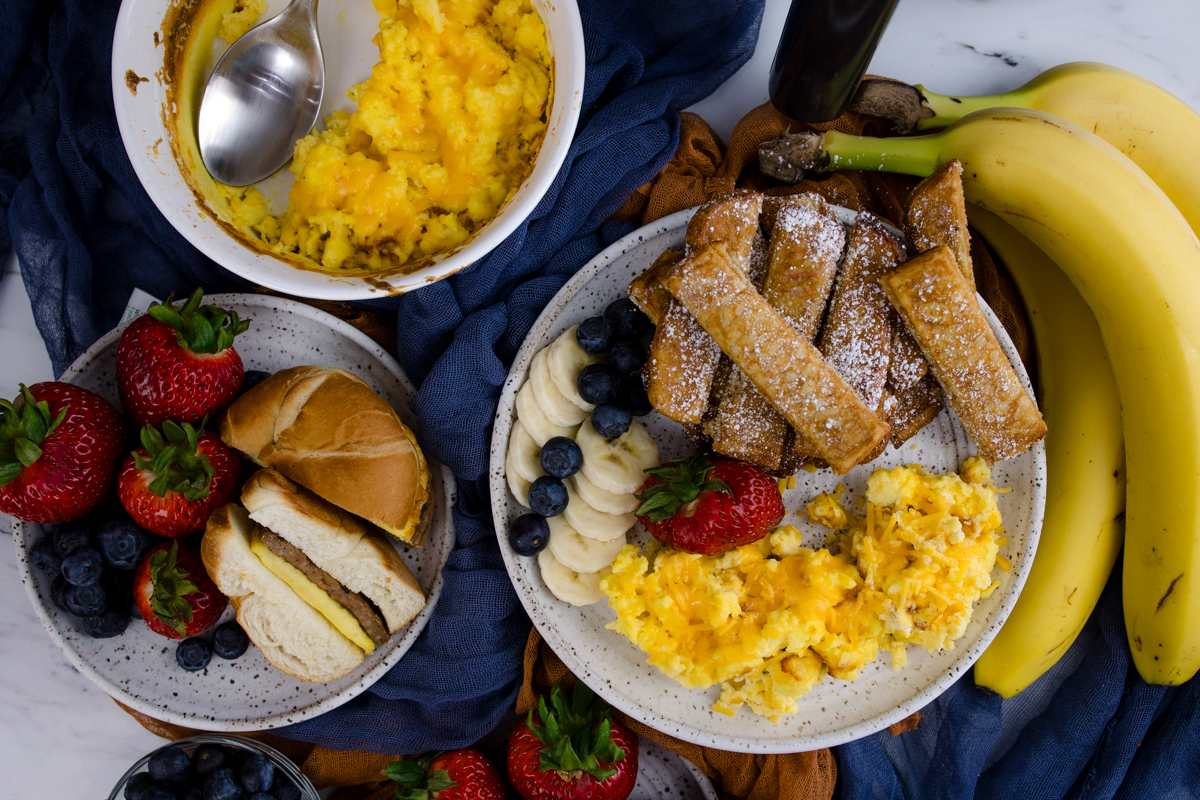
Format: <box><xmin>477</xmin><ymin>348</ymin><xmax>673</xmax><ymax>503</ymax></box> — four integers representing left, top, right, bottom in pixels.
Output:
<box><xmin>630</xmin><ymin>737</ymin><xmax>718</xmax><ymax>800</ymax></box>
<box><xmin>13</xmin><ymin>294</ymin><xmax>454</xmax><ymax>731</ymax></box>
<box><xmin>489</xmin><ymin>207</ymin><xmax>1047</xmax><ymax>753</ymax></box>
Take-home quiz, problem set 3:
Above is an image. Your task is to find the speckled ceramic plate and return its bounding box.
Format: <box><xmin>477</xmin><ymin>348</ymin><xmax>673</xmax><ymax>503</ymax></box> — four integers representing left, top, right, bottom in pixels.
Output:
<box><xmin>630</xmin><ymin>738</ymin><xmax>718</xmax><ymax>800</ymax></box>
<box><xmin>488</xmin><ymin>207</ymin><xmax>1047</xmax><ymax>753</ymax></box>
<box><xmin>13</xmin><ymin>294</ymin><xmax>455</xmax><ymax>731</ymax></box>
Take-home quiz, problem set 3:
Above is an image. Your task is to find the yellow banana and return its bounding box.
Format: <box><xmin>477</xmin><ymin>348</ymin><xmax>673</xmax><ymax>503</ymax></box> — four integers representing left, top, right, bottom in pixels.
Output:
<box><xmin>968</xmin><ymin>207</ymin><xmax>1125</xmax><ymax>697</ymax></box>
<box><xmin>916</xmin><ymin>62</ymin><xmax>1200</xmax><ymax>239</ymax></box>
<box><xmin>761</xmin><ymin>107</ymin><xmax>1200</xmax><ymax>684</ymax></box>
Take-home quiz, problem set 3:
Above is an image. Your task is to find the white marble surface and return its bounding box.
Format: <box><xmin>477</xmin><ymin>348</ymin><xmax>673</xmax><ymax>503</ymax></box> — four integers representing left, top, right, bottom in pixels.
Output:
<box><xmin>2</xmin><ymin>0</ymin><xmax>1198</xmax><ymax>796</ymax></box>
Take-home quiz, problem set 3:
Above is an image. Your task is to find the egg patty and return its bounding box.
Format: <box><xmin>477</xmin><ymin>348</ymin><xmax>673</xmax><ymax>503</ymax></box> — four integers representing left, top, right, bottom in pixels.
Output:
<box><xmin>221</xmin><ymin>0</ymin><xmax>551</xmax><ymax>274</ymax></box>
<box><xmin>601</xmin><ymin>458</ymin><xmax>1006</xmax><ymax>721</ymax></box>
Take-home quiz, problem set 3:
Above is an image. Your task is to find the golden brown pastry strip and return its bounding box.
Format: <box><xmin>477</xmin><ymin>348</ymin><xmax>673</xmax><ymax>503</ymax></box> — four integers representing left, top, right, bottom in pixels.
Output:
<box><xmin>703</xmin><ymin>366</ymin><xmax>789</xmax><ymax>472</ymax></box>
<box><xmin>883</xmin><ymin>375</ymin><xmax>943</xmax><ymax>449</ymax></box>
<box><xmin>662</xmin><ymin>245</ymin><xmax>889</xmax><ymax>475</ymax></box>
<box><xmin>904</xmin><ymin>159</ymin><xmax>974</xmax><ymax>291</ymax></box>
<box><xmin>628</xmin><ymin>248</ymin><xmax>682</xmax><ymax>325</ymax></box>
<box><xmin>879</xmin><ymin>246</ymin><xmax>1046</xmax><ymax>463</ymax></box>
<box><xmin>759</xmin><ymin>193</ymin><xmax>847</xmax><ymax>341</ymax></box>
<box><xmin>818</xmin><ymin>212</ymin><xmax>903</xmax><ymax>412</ymax></box>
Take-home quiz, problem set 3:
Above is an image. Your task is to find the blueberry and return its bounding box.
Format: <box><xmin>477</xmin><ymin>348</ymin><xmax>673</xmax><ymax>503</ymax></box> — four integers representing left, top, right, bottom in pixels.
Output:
<box><xmin>83</xmin><ymin>608</ymin><xmax>131</xmax><ymax>638</ymax></box>
<box><xmin>143</xmin><ymin>786</ymin><xmax>178</xmax><ymax>800</ymax></box>
<box><xmin>577</xmin><ymin>364</ymin><xmax>619</xmax><ymax>406</ymax></box>
<box><xmin>619</xmin><ymin>374</ymin><xmax>653</xmax><ymax>417</ymax></box>
<box><xmin>212</xmin><ymin>621</ymin><xmax>250</xmax><ymax>660</ymax></box>
<box><xmin>50</xmin><ymin>575</ymin><xmax>71</xmax><ymax>613</ymax></box>
<box><xmin>204</xmin><ymin>768</ymin><xmax>244</xmax><ymax>800</ymax></box>
<box><xmin>97</xmin><ymin>518</ymin><xmax>152</xmax><ymax>570</ymax></box>
<box><xmin>193</xmin><ymin>745</ymin><xmax>230</xmax><ymax>777</ymax></box>
<box><xmin>30</xmin><ymin>537</ymin><xmax>63</xmax><ymax>574</ymax></box>
<box><xmin>125</xmin><ymin>771</ymin><xmax>156</xmax><ymax>800</ymax></box>
<box><xmin>176</xmin><ymin>637</ymin><xmax>213</xmax><ymax>672</ymax></box>
<box><xmin>62</xmin><ymin>547</ymin><xmax>104</xmax><ymax>586</ymax></box>
<box><xmin>540</xmin><ymin>436</ymin><xmax>582</xmax><ymax>479</ymax></box>
<box><xmin>178</xmin><ymin>787</ymin><xmax>204</xmax><ymax>800</ymax></box>
<box><xmin>149</xmin><ymin>745</ymin><xmax>193</xmax><ymax>783</ymax></box>
<box><xmin>527</xmin><ymin>477</ymin><xmax>568</xmax><ymax>517</ymax></box>
<box><xmin>64</xmin><ymin>582</ymin><xmax>108</xmax><ymax>617</ymax></box>
<box><xmin>241</xmin><ymin>370</ymin><xmax>272</xmax><ymax>394</ymax></box>
<box><xmin>53</xmin><ymin>521</ymin><xmax>92</xmax><ymax>558</ymax></box>
<box><xmin>608</xmin><ymin>338</ymin><xmax>646</xmax><ymax>375</ymax></box>
<box><xmin>270</xmin><ymin>775</ymin><xmax>300</xmax><ymax>800</ymax></box>
<box><xmin>575</xmin><ymin>316</ymin><xmax>612</xmax><ymax>354</ymax></box>
<box><xmin>239</xmin><ymin>755</ymin><xmax>275</xmax><ymax>793</ymax></box>
<box><xmin>604</xmin><ymin>298</ymin><xmax>651</xmax><ymax>338</ymax></box>
<box><xmin>592</xmin><ymin>404</ymin><xmax>632</xmax><ymax>439</ymax></box>
<box><xmin>508</xmin><ymin>514</ymin><xmax>550</xmax><ymax>557</ymax></box>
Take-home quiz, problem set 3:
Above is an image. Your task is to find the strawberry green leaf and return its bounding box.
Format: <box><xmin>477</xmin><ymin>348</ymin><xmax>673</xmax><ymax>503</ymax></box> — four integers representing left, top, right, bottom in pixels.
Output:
<box><xmin>185</xmin><ymin>314</ymin><xmax>216</xmax><ymax>354</ymax></box>
<box><xmin>148</xmin><ymin>542</ymin><xmax>200</xmax><ymax>636</ymax></box>
<box><xmin>425</xmin><ymin>771</ymin><xmax>455</xmax><ymax>793</ymax></box>
<box><xmin>181</xmin><ymin>287</ymin><xmax>204</xmax><ymax>317</ymax></box>
<box><xmin>0</xmin><ymin>461</ymin><xmax>21</xmax><ymax>488</ymax></box>
<box><xmin>382</xmin><ymin>761</ymin><xmax>425</xmax><ymax>785</ymax></box>
<box><xmin>13</xmin><ymin>437</ymin><xmax>41</xmax><ymax>467</ymax></box>
<box><xmin>45</xmin><ymin>406</ymin><xmax>67</xmax><ymax>439</ymax></box>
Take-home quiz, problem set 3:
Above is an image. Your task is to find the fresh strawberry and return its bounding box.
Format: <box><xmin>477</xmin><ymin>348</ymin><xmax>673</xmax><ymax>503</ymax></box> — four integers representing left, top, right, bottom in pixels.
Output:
<box><xmin>117</xmin><ymin>420</ymin><xmax>242</xmax><ymax>538</ymax></box>
<box><xmin>507</xmin><ymin>680</ymin><xmax>638</xmax><ymax>800</ymax></box>
<box><xmin>635</xmin><ymin>456</ymin><xmax>785</xmax><ymax>555</ymax></box>
<box><xmin>0</xmin><ymin>383</ymin><xmax>125</xmax><ymax>523</ymax></box>
<box><xmin>134</xmin><ymin>539</ymin><xmax>227</xmax><ymax>639</ymax></box>
<box><xmin>385</xmin><ymin>749</ymin><xmax>507</xmax><ymax>800</ymax></box>
<box><xmin>116</xmin><ymin>288</ymin><xmax>250</xmax><ymax>429</ymax></box>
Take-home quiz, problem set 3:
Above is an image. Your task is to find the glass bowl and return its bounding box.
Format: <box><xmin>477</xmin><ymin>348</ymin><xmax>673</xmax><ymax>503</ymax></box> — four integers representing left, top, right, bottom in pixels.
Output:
<box><xmin>107</xmin><ymin>734</ymin><xmax>319</xmax><ymax>800</ymax></box>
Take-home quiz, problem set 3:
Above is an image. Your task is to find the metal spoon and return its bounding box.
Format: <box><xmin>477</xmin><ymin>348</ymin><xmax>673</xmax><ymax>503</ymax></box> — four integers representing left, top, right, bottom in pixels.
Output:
<box><xmin>198</xmin><ymin>0</ymin><xmax>324</xmax><ymax>187</ymax></box>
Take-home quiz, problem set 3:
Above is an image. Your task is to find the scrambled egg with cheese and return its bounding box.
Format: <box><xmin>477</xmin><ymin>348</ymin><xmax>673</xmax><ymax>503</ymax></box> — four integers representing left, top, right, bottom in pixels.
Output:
<box><xmin>220</xmin><ymin>0</ymin><xmax>551</xmax><ymax>274</ymax></box>
<box><xmin>601</xmin><ymin>459</ymin><xmax>1006</xmax><ymax>721</ymax></box>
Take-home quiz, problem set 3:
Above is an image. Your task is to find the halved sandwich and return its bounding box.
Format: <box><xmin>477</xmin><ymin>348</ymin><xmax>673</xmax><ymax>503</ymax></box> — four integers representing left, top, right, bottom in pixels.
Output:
<box><xmin>202</xmin><ymin>469</ymin><xmax>425</xmax><ymax>683</ymax></box>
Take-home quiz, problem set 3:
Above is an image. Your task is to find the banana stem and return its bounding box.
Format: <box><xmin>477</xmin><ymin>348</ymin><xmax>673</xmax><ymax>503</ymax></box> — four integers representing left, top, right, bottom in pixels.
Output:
<box><xmin>822</xmin><ymin>130</ymin><xmax>943</xmax><ymax>177</ymax></box>
<box><xmin>916</xmin><ymin>86</ymin><xmax>1030</xmax><ymax>130</ymax></box>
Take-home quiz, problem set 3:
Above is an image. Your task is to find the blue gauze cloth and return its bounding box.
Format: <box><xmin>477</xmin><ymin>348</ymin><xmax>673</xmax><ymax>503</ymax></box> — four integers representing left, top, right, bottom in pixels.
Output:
<box><xmin>0</xmin><ymin>0</ymin><xmax>764</xmax><ymax>753</ymax></box>
<box><xmin>4</xmin><ymin>0</ymin><xmax>1197</xmax><ymax>790</ymax></box>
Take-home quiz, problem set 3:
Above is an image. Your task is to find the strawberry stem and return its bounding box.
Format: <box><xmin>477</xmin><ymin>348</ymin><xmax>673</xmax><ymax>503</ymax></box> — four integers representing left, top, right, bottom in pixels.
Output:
<box><xmin>133</xmin><ymin>420</ymin><xmax>216</xmax><ymax>501</ymax></box>
<box><xmin>635</xmin><ymin>456</ymin><xmax>731</xmax><ymax>521</ymax></box>
<box><xmin>384</xmin><ymin>754</ymin><xmax>458</xmax><ymax>799</ymax></box>
<box><xmin>527</xmin><ymin>679</ymin><xmax>625</xmax><ymax>782</ymax></box>
<box><xmin>0</xmin><ymin>384</ymin><xmax>70</xmax><ymax>488</ymax></box>
<box><xmin>147</xmin><ymin>288</ymin><xmax>250</xmax><ymax>355</ymax></box>
<box><xmin>148</xmin><ymin>541</ymin><xmax>199</xmax><ymax>636</ymax></box>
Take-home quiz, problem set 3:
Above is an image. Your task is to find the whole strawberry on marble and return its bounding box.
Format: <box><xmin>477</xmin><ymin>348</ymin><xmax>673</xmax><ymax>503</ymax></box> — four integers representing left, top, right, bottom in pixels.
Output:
<box><xmin>0</xmin><ymin>383</ymin><xmax>125</xmax><ymax>523</ymax></box>
<box><xmin>134</xmin><ymin>539</ymin><xmax>227</xmax><ymax>639</ymax></box>
<box><xmin>635</xmin><ymin>456</ymin><xmax>785</xmax><ymax>555</ymax></box>
<box><xmin>508</xmin><ymin>680</ymin><xmax>638</xmax><ymax>800</ymax></box>
<box><xmin>118</xmin><ymin>420</ymin><xmax>241</xmax><ymax>538</ymax></box>
<box><xmin>116</xmin><ymin>288</ymin><xmax>249</xmax><ymax>429</ymax></box>
<box><xmin>386</xmin><ymin>748</ymin><xmax>507</xmax><ymax>800</ymax></box>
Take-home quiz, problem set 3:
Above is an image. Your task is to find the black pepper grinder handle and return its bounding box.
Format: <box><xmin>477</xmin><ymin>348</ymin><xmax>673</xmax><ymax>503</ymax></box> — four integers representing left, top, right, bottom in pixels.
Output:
<box><xmin>768</xmin><ymin>0</ymin><xmax>901</xmax><ymax>123</ymax></box>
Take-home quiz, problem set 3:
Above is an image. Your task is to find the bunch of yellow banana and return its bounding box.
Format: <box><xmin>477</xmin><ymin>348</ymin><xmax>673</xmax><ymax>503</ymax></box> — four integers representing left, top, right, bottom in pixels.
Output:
<box><xmin>759</xmin><ymin>64</ymin><xmax>1200</xmax><ymax>689</ymax></box>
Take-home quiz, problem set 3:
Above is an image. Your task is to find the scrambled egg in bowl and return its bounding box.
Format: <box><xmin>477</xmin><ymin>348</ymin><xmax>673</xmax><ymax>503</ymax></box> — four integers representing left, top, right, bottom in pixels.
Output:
<box><xmin>601</xmin><ymin>458</ymin><xmax>1007</xmax><ymax>721</ymax></box>
<box><xmin>178</xmin><ymin>0</ymin><xmax>551</xmax><ymax>276</ymax></box>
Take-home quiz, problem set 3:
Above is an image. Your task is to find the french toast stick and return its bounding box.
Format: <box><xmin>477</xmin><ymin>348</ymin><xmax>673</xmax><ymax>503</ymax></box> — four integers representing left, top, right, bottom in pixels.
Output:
<box><xmin>704</xmin><ymin>366</ymin><xmax>789</xmax><ymax>472</ymax></box>
<box><xmin>879</xmin><ymin>246</ymin><xmax>1046</xmax><ymax>463</ymax></box>
<box><xmin>629</xmin><ymin>248</ymin><xmax>682</xmax><ymax>325</ymax></box>
<box><xmin>760</xmin><ymin>193</ymin><xmax>847</xmax><ymax>340</ymax></box>
<box><xmin>904</xmin><ymin>159</ymin><xmax>974</xmax><ymax>291</ymax></box>
<box><xmin>818</xmin><ymin>212</ymin><xmax>903</xmax><ymax>412</ymax></box>
<box><xmin>883</xmin><ymin>375</ymin><xmax>943</xmax><ymax>448</ymax></box>
<box><xmin>644</xmin><ymin>192</ymin><xmax>764</xmax><ymax>425</ymax></box>
<box><xmin>888</xmin><ymin>317</ymin><xmax>929</xmax><ymax>393</ymax></box>
<box><xmin>662</xmin><ymin>245</ymin><xmax>889</xmax><ymax>475</ymax></box>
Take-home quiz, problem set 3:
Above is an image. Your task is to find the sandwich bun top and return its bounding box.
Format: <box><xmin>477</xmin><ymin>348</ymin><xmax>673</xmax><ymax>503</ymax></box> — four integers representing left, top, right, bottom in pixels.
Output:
<box><xmin>220</xmin><ymin>366</ymin><xmax>431</xmax><ymax>545</ymax></box>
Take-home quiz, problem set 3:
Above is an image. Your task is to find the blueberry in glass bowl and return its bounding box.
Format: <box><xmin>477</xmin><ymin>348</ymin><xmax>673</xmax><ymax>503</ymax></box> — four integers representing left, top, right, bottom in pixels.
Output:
<box><xmin>107</xmin><ymin>735</ymin><xmax>318</xmax><ymax>800</ymax></box>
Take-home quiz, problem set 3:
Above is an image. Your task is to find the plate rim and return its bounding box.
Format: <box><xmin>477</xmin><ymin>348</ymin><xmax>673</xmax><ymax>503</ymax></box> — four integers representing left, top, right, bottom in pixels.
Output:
<box><xmin>488</xmin><ymin>206</ymin><xmax>1048</xmax><ymax>752</ymax></box>
<box><xmin>13</xmin><ymin>293</ymin><xmax>456</xmax><ymax>731</ymax></box>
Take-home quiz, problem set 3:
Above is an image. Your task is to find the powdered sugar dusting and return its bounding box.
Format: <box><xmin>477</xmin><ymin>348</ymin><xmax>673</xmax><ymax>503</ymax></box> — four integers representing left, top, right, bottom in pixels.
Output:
<box><xmin>762</xmin><ymin>194</ymin><xmax>847</xmax><ymax>340</ymax></box>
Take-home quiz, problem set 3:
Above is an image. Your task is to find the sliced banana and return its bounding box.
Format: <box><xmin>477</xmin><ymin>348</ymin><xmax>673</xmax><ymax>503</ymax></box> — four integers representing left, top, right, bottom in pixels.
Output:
<box><xmin>530</xmin><ymin>348</ymin><xmax>589</xmax><ymax>427</ymax></box>
<box><xmin>547</xmin><ymin>326</ymin><xmax>601</xmax><ymax>412</ymax></box>
<box><xmin>539</xmin><ymin>548</ymin><xmax>606</xmax><ymax>607</ymax></box>
<box><xmin>573</xmin><ymin>470</ymin><xmax>641</xmax><ymax>515</ymax></box>
<box><xmin>547</xmin><ymin>514</ymin><xmax>626</xmax><ymax>574</ymax></box>
<box><xmin>562</xmin><ymin>480</ymin><xmax>636</xmax><ymax>542</ymax></box>
<box><xmin>505</xmin><ymin>446</ymin><xmax>532</xmax><ymax>506</ymax></box>
<box><xmin>516</xmin><ymin>380</ymin><xmax>578</xmax><ymax>446</ymax></box>
<box><xmin>577</xmin><ymin>417</ymin><xmax>660</xmax><ymax>495</ymax></box>
<box><xmin>508</xmin><ymin>420</ymin><xmax>546</xmax><ymax>483</ymax></box>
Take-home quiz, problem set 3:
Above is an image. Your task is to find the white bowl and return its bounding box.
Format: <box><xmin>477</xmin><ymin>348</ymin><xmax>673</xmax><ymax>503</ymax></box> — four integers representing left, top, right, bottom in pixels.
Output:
<box><xmin>111</xmin><ymin>0</ymin><xmax>584</xmax><ymax>301</ymax></box>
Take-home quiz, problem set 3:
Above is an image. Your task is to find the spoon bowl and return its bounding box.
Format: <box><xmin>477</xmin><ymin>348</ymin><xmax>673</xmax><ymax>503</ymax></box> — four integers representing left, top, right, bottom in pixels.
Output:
<box><xmin>198</xmin><ymin>0</ymin><xmax>324</xmax><ymax>186</ymax></box>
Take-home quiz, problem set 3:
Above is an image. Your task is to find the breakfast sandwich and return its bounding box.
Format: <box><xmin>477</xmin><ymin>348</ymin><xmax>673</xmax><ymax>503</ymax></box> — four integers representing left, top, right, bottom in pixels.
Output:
<box><xmin>202</xmin><ymin>470</ymin><xmax>425</xmax><ymax>683</ymax></box>
<box><xmin>220</xmin><ymin>365</ymin><xmax>432</xmax><ymax>546</ymax></box>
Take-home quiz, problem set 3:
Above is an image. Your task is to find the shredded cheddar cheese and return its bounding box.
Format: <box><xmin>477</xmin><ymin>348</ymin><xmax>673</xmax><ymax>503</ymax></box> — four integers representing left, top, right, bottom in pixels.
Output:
<box><xmin>601</xmin><ymin>458</ymin><xmax>1005</xmax><ymax>721</ymax></box>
